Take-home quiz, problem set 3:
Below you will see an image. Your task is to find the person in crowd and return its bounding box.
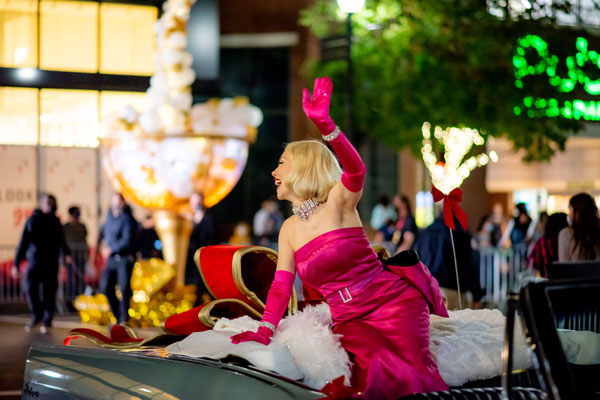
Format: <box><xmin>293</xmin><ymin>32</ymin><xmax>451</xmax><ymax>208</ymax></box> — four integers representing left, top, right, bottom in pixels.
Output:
<box><xmin>488</xmin><ymin>202</ymin><xmax>505</xmax><ymax>247</ymax></box>
<box><xmin>528</xmin><ymin>211</ymin><xmax>548</xmax><ymax>247</ymax></box>
<box><xmin>414</xmin><ymin>211</ymin><xmax>484</xmax><ymax>311</ymax></box>
<box><xmin>499</xmin><ymin>202</ymin><xmax>533</xmax><ymax>250</ymax></box>
<box><xmin>98</xmin><ymin>193</ymin><xmax>137</xmax><ymax>324</ymax></box>
<box><xmin>230</xmin><ymin>77</ymin><xmax>448</xmax><ymax>399</ymax></box>
<box><xmin>369</xmin><ymin>194</ymin><xmax>396</xmax><ymax>232</ymax></box>
<box><xmin>558</xmin><ymin>192</ymin><xmax>600</xmax><ymax>262</ymax></box>
<box><xmin>252</xmin><ymin>198</ymin><xmax>284</xmax><ymax>248</ymax></box>
<box><xmin>62</xmin><ymin>205</ymin><xmax>88</xmax><ymax>306</ymax></box>
<box><xmin>228</xmin><ymin>222</ymin><xmax>252</xmax><ymax>246</ymax></box>
<box><xmin>185</xmin><ymin>192</ymin><xmax>217</xmax><ymax>305</ymax></box>
<box><xmin>371</xmin><ymin>195</ymin><xmax>397</xmax><ymax>247</ymax></box>
<box><xmin>473</xmin><ymin>204</ymin><xmax>507</xmax><ymax>250</ymax></box>
<box><xmin>136</xmin><ymin>214</ymin><xmax>162</xmax><ymax>260</ymax></box>
<box><xmin>372</xmin><ymin>218</ymin><xmax>397</xmax><ymax>254</ymax></box>
<box><xmin>13</xmin><ymin>194</ymin><xmax>71</xmax><ymax>333</ymax></box>
<box><xmin>528</xmin><ymin>212</ymin><xmax>568</xmax><ymax>277</ymax></box>
<box><xmin>472</xmin><ymin>214</ymin><xmax>492</xmax><ymax>250</ymax></box>
<box><xmin>392</xmin><ymin>194</ymin><xmax>418</xmax><ymax>254</ymax></box>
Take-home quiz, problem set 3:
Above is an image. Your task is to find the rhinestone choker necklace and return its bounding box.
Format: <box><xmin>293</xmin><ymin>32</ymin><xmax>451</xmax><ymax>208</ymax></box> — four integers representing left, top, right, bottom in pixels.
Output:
<box><xmin>292</xmin><ymin>198</ymin><xmax>320</xmax><ymax>221</ymax></box>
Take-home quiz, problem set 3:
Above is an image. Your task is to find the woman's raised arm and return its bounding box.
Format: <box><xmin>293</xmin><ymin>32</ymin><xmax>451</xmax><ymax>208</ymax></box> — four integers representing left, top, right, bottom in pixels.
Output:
<box><xmin>302</xmin><ymin>77</ymin><xmax>366</xmax><ymax>196</ymax></box>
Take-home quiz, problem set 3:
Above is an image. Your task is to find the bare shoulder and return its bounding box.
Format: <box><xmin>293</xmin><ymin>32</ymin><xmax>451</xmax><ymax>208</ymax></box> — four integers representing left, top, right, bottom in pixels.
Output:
<box><xmin>279</xmin><ymin>217</ymin><xmax>296</xmax><ymax>239</ymax></box>
<box><xmin>558</xmin><ymin>226</ymin><xmax>572</xmax><ymax>241</ymax></box>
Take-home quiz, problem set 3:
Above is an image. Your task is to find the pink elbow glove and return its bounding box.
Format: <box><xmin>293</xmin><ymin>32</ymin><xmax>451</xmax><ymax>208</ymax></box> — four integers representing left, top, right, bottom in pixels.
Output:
<box><xmin>328</xmin><ymin>133</ymin><xmax>366</xmax><ymax>192</ymax></box>
<box><xmin>302</xmin><ymin>77</ymin><xmax>365</xmax><ymax>192</ymax></box>
<box><xmin>230</xmin><ymin>270</ymin><xmax>294</xmax><ymax>345</ymax></box>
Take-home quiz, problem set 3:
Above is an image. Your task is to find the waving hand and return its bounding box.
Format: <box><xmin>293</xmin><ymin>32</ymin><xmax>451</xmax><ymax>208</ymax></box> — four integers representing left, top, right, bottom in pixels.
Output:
<box><xmin>302</xmin><ymin>77</ymin><xmax>336</xmax><ymax>135</ymax></box>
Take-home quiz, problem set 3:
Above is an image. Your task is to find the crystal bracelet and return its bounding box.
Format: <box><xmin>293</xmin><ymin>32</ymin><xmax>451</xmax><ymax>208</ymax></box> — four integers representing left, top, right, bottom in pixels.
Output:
<box><xmin>259</xmin><ymin>321</ymin><xmax>276</xmax><ymax>333</ymax></box>
<box><xmin>322</xmin><ymin>125</ymin><xmax>341</xmax><ymax>142</ymax></box>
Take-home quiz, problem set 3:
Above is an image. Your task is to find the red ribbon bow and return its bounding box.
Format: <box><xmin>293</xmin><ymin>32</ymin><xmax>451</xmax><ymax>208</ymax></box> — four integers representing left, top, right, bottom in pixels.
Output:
<box><xmin>431</xmin><ymin>185</ymin><xmax>468</xmax><ymax>231</ymax></box>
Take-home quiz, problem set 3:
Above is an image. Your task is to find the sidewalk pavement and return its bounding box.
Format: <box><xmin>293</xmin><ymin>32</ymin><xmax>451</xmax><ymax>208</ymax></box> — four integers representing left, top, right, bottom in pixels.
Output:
<box><xmin>0</xmin><ymin>310</ymin><xmax>165</xmax><ymax>398</ymax></box>
<box><xmin>0</xmin><ymin>313</ymin><xmax>83</xmax><ymax>330</ymax></box>
<box><xmin>0</xmin><ymin>312</ymin><xmax>165</xmax><ymax>340</ymax></box>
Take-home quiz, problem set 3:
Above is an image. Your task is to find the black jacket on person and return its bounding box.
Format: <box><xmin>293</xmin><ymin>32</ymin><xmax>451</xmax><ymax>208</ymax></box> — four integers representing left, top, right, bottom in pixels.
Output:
<box><xmin>136</xmin><ymin>223</ymin><xmax>163</xmax><ymax>259</ymax></box>
<box><xmin>185</xmin><ymin>213</ymin><xmax>217</xmax><ymax>285</ymax></box>
<box><xmin>100</xmin><ymin>208</ymin><xmax>137</xmax><ymax>257</ymax></box>
<box><xmin>14</xmin><ymin>209</ymin><xmax>70</xmax><ymax>268</ymax></box>
<box><xmin>413</xmin><ymin>215</ymin><xmax>484</xmax><ymax>302</ymax></box>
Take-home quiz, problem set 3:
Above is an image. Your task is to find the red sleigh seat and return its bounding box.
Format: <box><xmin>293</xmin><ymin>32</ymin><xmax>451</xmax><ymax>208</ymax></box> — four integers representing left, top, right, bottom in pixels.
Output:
<box><xmin>163</xmin><ymin>245</ymin><xmax>298</xmax><ymax>336</ymax></box>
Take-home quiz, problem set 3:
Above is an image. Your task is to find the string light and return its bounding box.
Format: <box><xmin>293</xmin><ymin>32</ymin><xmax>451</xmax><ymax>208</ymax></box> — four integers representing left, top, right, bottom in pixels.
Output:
<box><xmin>421</xmin><ymin>122</ymin><xmax>499</xmax><ymax>194</ymax></box>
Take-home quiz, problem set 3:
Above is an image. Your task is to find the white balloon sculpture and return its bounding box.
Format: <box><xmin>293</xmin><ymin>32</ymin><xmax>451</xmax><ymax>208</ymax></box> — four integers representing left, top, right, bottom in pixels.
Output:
<box><xmin>100</xmin><ymin>0</ymin><xmax>263</xmax><ymax>288</ymax></box>
<box><xmin>101</xmin><ymin>0</ymin><xmax>263</xmax><ymax>210</ymax></box>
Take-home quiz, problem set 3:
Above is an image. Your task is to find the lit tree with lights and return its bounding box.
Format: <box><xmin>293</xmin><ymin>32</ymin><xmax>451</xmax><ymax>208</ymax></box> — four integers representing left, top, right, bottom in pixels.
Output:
<box><xmin>420</xmin><ymin>122</ymin><xmax>498</xmax><ymax>194</ymax></box>
<box><xmin>300</xmin><ymin>0</ymin><xmax>583</xmax><ymax>161</ymax></box>
<box><xmin>419</xmin><ymin>122</ymin><xmax>497</xmax><ymax>310</ymax></box>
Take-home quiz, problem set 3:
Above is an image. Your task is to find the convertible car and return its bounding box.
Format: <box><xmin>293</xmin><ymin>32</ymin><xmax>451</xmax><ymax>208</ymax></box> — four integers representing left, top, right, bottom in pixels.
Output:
<box><xmin>22</xmin><ymin>344</ymin><xmax>325</xmax><ymax>399</ymax></box>
<box><xmin>21</xmin><ymin>246</ymin><xmax>600</xmax><ymax>399</ymax></box>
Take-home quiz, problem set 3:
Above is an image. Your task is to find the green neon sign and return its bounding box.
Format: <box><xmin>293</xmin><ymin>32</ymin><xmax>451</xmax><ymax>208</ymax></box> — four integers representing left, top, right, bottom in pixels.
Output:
<box><xmin>513</xmin><ymin>35</ymin><xmax>600</xmax><ymax>120</ymax></box>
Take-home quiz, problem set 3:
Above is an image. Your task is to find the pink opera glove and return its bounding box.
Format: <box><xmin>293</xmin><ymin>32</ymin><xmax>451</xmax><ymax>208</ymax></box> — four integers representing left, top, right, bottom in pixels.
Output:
<box><xmin>302</xmin><ymin>77</ymin><xmax>366</xmax><ymax>192</ymax></box>
<box><xmin>230</xmin><ymin>326</ymin><xmax>273</xmax><ymax>345</ymax></box>
<box><xmin>302</xmin><ymin>77</ymin><xmax>336</xmax><ymax>135</ymax></box>
<box><xmin>230</xmin><ymin>270</ymin><xmax>295</xmax><ymax>345</ymax></box>
<box><xmin>328</xmin><ymin>131</ymin><xmax>366</xmax><ymax>192</ymax></box>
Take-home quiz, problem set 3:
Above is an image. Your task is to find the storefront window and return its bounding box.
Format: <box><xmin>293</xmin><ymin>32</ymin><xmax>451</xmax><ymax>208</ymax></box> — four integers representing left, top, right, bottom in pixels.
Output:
<box><xmin>40</xmin><ymin>89</ymin><xmax>99</xmax><ymax>147</ymax></box>
<box><xmin>40</xmin><ymin>0</ymin><xmax>98</xmax><ymax>72</ymax></box>
<box><xmin>0</xmin><ymin>87</ymin><xmax>38</xmax><ymax>145</ymax></box>
<box><xmin>100</xmin><ymin>3</ymin><xmax>156</xmax><ymax>76</ymax></box>
<box><xmin>0</xmin><ymin>1</ymin><xmax>158</xmax><ymax>147</ymax></box>
<box><xmin>0</xmin><ymin>0</ymin><xmax>38</xmax><ymax>68</ymax></box>
<box><xmin>2</xmin><ymin>0</ymin><xmax>156</xmax><ymax>74</ymax></box>
<box><xmin>0</xmin><ymin>89</ymin><xmax>149</xmax><ymax>147</ymax></box>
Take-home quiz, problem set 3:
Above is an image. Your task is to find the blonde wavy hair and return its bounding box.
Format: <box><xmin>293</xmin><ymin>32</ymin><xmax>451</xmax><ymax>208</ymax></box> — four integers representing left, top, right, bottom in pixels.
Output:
<box><xmin>283</xmin><ymin>140</ymin><xmax>342</xmax><ymax>203</ymax></box>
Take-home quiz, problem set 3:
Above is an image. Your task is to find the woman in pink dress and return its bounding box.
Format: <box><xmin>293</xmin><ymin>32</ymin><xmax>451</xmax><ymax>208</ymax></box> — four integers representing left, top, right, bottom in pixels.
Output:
<box><xmin>231</xmin><ymin>77</ymin><xmax>449</xmax><ymax>399</ymax></box>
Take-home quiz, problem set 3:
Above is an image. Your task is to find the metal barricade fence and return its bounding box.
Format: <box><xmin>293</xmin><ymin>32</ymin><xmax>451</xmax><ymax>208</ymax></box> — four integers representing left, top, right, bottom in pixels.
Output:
<box><xmin>0</xmin><ymin>244</ymin><xmax>102</xmax><ymax>312</ymax></box>
<box><xmin>0</xmin><ymin>245</ymin><xmax>24</xmax><ymax>303</ymax></box>
<box><xmin>477</xmin><ymin>244</ymin><xmax>529</xmax><ymax>310</ymax></box>
<box><xmin>57</xmin><ymin>244</ymin><xmax>95</xmax><ymax>313</ymax></box>
<box><xmin>3</xmin><ymin>241</ymin><xmax>529</xmax><ymax>312</ymax></box>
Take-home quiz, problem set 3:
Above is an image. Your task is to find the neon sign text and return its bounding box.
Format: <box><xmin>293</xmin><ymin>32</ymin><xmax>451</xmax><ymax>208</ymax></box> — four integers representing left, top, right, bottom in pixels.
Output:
<box><xmin>514</xmin><ymin>97</ymin><xmax>600</xmax><ymax>120</ymax></box>
<box><xmin>513</xmin><ymin>35</ymin><xmax>600</xmax><ymax>120</ymax></box>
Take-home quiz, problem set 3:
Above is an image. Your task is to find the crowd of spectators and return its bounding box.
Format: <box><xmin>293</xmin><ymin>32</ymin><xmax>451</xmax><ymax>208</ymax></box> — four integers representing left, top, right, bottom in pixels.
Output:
<box><xmin>13</xmin><ymin>190</ymin><xmax>599</xmax><ymax>327</ymax></box>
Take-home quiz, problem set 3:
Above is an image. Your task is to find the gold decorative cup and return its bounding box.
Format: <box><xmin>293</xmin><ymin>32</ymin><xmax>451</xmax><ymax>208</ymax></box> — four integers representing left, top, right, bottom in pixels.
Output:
<box><xmin>100</xmin><ymin>133</ymin><xmax>253</xmax><ymax>286</ymax></box>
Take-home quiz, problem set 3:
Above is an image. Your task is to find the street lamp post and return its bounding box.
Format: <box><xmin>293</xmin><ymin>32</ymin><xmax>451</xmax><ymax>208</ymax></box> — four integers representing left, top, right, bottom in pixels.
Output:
<box><xmin>338</xmin><ymin>0</ymin><xmax>372</xmax><ymax>217</ymax></box>
<box><xmin>344</xmin><ymin>11</ymin><xmax>354</xmax><ymax>142</ymax></box>
<box><xmin>336</xmin><ymin>0</ymin><xmax>364</xmax><ymax>144</ymax></box>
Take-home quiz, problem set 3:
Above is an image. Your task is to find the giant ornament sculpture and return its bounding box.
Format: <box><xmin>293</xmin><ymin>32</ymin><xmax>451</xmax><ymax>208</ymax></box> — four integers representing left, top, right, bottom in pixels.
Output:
<box><xmin>90</xmin><ymin>0</ymin><xmax>262</xmax><ymax>326</ymax></box>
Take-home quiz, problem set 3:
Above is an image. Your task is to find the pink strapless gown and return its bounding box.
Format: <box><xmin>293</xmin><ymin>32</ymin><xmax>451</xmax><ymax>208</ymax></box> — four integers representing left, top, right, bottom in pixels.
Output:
<box><xmin>294</xmin><ymin>227</ymin><xmax>449</xmax><ymax>399</ymax></box>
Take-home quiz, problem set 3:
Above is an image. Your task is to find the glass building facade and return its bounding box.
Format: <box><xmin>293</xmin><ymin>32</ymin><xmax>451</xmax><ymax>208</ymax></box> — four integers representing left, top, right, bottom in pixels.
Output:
<box><xmin>0</xmin><ymin>0</ymin><xmax>157</xmax><ymax>147</ymax></box>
